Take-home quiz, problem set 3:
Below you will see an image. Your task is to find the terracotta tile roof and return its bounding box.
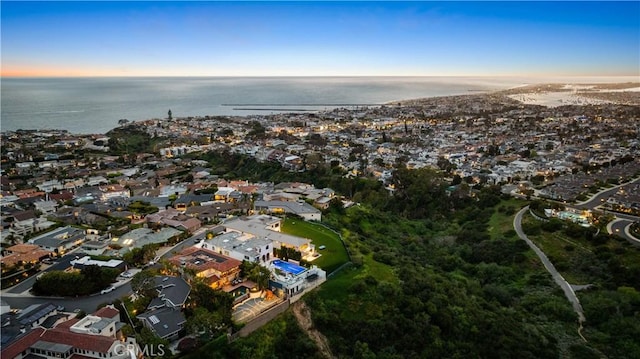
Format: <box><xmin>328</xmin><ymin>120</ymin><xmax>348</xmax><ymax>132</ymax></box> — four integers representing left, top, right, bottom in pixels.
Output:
<box><xmin>93</xmin><ymin>306</ymin><xmax>120</xmax><ymax>320</ymax></box>
<box><xmin>238</xmin><ymin>185</ymin><xmax>259</xmax><ymax>194</ymax></box>
<box><xmin>1</xmin><ymin>328</ymin><xmax>45</xmax><ymax>359</ymax></box>
<box><xmin>54</xmin><ymin>318</ymin><xmax>79</xmax><ymax>329</ymax></box>
<box><xmin>42</xmin><ymin>329</ymin><xmax>116</xmax><ymax>353</ymax></box>
<box><xmin>49</xmin><ymin>191</ymin><xmax>73</xmax><ymax>201</ymax></box>
<box><xmin>17</xmin><ymin>192</ymin><xmax>45</xmax><ymax>199</ymax></box>
<box><xmin>229</xmin><ymin>180</ymin><xmax>249</xmax><ymax>188</ymax></box>
<box><xmin>12</xmin><ymin>210</ymin><xmax>37</xmax><ymax>221</ymax></box>
<box><xmin>169</xmin><ymin>247</ymin><xmax>241</xmax><ymax>274</ymax></box>
<box><xmin>1</xmin><ymin>249</ymin><xmax>51</xmax><ymax>267</ymax></box>
<box><xmin>7</xmin><ymin>244</ymin><xmax>41</xmax><ymax>254</ymax></box>
<box><xmin>13</xmin><ymin>188</ymin><xmax>38</xmax><ymax>196</ymax></box>
<box><xmin>204</xmin><ymin>274</ymin><xmax>221</xmax><ymax>284</ymax></box>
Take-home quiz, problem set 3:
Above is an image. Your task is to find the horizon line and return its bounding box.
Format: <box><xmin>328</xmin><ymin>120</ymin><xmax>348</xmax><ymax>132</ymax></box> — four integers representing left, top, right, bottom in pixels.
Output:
<box><xmin>2</xmin><ymin>74</ymin><xmax>639</xmax><ymax>79</ymax></box>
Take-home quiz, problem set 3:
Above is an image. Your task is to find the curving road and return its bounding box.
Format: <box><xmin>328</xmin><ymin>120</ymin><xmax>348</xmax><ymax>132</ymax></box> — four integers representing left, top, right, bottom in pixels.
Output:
<box><xmin>514</xmin><ymin>207</ymin><xmax>586</xmax><ymax>325</ymax></box>
<box><xmin>1</xmin><ymin>230</ymin><xmax>206</xmax><ymax>312</ymax></box>
<box><xmin>573</xmin><ymin>177</ymin><xmax>639</xmax><ymax>211</ymax></box>
<box><xmin>6</xmin><ymin>252</ymin><xmax>83</xmax><ymax>294</ymax></box>
<box><xmin>555</xmin><ymin>177</ymin><xmax>640</xmax><ymax>246</ymax></box>
<box><xmin>608</xmin><ymin>219</ymin><xmax>640</xmax><ymax>247</ymax></box>
<box><xmin>2</xmin><ymin>282</ymin><xmax>132</xmax><ymax>314</ymax></box>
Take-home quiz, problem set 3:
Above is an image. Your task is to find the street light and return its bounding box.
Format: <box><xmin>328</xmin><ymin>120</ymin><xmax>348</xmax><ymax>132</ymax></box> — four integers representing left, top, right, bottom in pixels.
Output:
<box><xmin>120</xmin><ymin>302</ymin><xmax>136</xmax><ymax>329</ymax></box>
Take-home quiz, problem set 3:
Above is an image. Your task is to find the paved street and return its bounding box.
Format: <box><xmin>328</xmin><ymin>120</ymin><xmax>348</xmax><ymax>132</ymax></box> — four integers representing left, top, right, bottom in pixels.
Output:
<box><xmin>1</xmin><ymin>227</ymin><xmax>213</xmax><ymax>312</ymax></box>
<box><xmin>574</xmin><ymin>177</ymin><xmax>639</xmax><ymax>210</ymax></box>
<box><xmin>513</xmin><ymin>207</ymin><xmax>585</xmax><ymax>325</ymax></box>
<box><xmin>2</xmin><ymin>282</ymin><xmax>132</xmax><ymax>313</ymax></box>
<box><xmin>608</xmin><ymin>219</ymin><xmax>640</xmax><ymax>247</ymax></box>
<box><xmin>6</xmin><ymin>252</ymin><xmax>83</xmax><ymax>294</ymax></box>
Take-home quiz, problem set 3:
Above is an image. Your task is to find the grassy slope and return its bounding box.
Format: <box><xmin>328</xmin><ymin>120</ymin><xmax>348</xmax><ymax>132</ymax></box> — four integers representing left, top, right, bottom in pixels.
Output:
<box><xmin>281</xmin><ymin>218</ymin><xmax>349</xmax><ymax>273</ymax></box>
<box><xmin>522</xmin><ymin>212</ymin><xmax>640</xmax><ymax>285</ymax></box>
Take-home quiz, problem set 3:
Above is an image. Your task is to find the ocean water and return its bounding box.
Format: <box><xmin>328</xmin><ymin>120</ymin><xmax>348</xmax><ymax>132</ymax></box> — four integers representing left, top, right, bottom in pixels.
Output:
<box><xmin>1</xmin><ymin>76</ymin><xmax>524</xmax><ymax>134</ymax></box>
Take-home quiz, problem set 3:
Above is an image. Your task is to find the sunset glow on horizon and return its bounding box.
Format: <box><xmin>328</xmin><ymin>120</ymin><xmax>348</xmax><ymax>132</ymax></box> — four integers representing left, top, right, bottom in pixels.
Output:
<box><xmin>2</xmin><ymin>1</ymin><xmax>639</xmax><ymax>78</ymax></box>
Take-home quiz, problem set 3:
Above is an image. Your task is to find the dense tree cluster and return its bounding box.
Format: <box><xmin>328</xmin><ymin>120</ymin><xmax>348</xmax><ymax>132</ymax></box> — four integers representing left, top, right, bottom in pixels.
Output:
<box><xmin>177</xmin><ymin>149</ymin><xmax>638</xmax><ymax>358</ymax></box>
<box><xmin>32</xmin><ymin>266</ymin><xmax>119</xmax><ymax>296</ymax></box>
<box><xmin>184</xmin><ymin>281</ymin><xmax>235</xmax><ymax>340</ymax></box>
<box><xmin>123</xmin><ymin>243</ymin><xmax>159</xmax><ymax>267</ymax></box>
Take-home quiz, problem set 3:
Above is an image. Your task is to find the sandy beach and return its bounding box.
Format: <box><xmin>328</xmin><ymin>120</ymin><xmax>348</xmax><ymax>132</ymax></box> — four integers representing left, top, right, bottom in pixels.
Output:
<box><xmin>505</xmin><ymin>82</ymin><xmax>640</xmax><ymax>107</ymax></box>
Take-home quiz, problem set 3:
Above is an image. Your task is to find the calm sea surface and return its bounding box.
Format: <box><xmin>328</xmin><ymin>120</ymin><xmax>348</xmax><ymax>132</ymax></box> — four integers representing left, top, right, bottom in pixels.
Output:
<box><xmin>1</xmin><ymin>77</ymin><xmax>524</xmax><ymax>134</ymax></box>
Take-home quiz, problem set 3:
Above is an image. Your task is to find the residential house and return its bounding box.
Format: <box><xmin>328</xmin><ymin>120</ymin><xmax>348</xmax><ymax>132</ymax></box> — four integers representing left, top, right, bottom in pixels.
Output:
<box><xmin>110</xmin><ymin>227</ymin><xmax>181</xmax><ymax>251</ymax></box>
<box><xmin>28</xmin><ymin>226</ymin><xmax>85</xmax><ymax>255</ymax></box>
<box><xmin>214</xmin><ymin>187</ymin><xmax>238</xmax><ymax>202</ymax></box>
<box><xmin>159</xmin><ymin>184</ymin><xmax>187</xmax><ymax>198</ymax></box>
<box><xmin>15</xmin><ymin>303</ymin><xmax>60</xmax><ymax>329</ymax></box>
<box><xmin>199</xmin><ymin>231</ymin><xmax>272</xmax><ymax>264</ymax></box>
<box><xmin>137</xmin><ymin>276</ymin><xmax>190</xmax><ymax>341</ymax></box>
<box><xmin>253</xmin><ymin>200</ymin><xmax>322</xmax><ymax>221</ymax></box>
<box><xmin>169</xmin><ymin>247</ymin><xmax>241</xmax><ymax>289</ymax></box>
<box><xmin>223</xmin><ymin>215</ymin><xmax>315</xmax><ymax>258</ymax></box>
<box><xmin>268</xmin><ymin>260</ymin><xmax>326</xmax><ymax>299</ymax></box>
<box><xmin>1</xmin><ymin>305</ymin><xmax>140</xmax><ymax>359</ymax></box>
<box><xmin>80</xmin><ymin>239</ymin><xmax>110</xmax><ymax>256</ymax></box>
<box><xmin>70</xmin><ymin>255</ymin><xmax>126</xmax><ymax>271</ymax></box>
<box><xmin>86</xmin><ymin>176</ymin><xmax>108</xmax><ymax>186</ymax></box>
<box><xmin>1</xmin><ymin>244</ymin><xmax>52</xmax><ymax>268</ymax></box>
<box><xmin>36</xmin><ymin>180</ymin><xmax>64</xmax><ymax>193</ymax></box>
<box><xmin>174</xmin><ymin>193</ymin><xmax>213</xmax><ymax>212</ymax></box>
<box><xmin>9</xmin><ymin>210</ymin><xmax>37</xmax><ymax>236</ymax></box>
<box><xmin>99</xmin><ymin>184</ymin><xmax>130</xmax><ymax>201</ymax></box>
<box><xmin>146</xmin><ymin>208</ymin><xmax>201</xmax><ymax>233</ymax></box>
<box><xmin>33</xmin><ymin>200</ymin><xmax>58</xmax><ymax>215</ymax></box>
<box><xmin>184</xmin><ymin>203</ymin><xmax>235</xmax><ymax>223</ymax></box>
<box><xmin>48</xmin><ymin>190</ymin><xmax>74</xmax><ymax>204</ymax></box>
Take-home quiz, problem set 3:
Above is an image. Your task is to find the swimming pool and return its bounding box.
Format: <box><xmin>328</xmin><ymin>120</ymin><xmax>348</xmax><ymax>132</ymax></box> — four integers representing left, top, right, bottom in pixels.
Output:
<box><xmin>230</xmin><ymin>285</ymin><xmax>248</xmax><ymax>298</ymax></box>
<box><xmin>271</xmin><ymin>259</ymin><xmax>306</xmax><ymax>276</ymax></box>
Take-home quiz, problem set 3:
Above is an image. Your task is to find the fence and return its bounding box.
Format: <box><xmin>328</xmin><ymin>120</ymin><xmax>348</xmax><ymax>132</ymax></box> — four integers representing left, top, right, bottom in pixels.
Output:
<box><xmin>228</xmin><ymin>299</ymin><xmax>290</xmax><ymax>342</ymax></box>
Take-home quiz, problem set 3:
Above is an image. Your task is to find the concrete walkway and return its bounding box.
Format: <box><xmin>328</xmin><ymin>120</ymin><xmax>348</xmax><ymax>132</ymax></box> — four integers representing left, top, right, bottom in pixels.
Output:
<box><xmin>514</xmin><ymin>206</ymin><xmax>587</xmax><ymax>340</ymax></box>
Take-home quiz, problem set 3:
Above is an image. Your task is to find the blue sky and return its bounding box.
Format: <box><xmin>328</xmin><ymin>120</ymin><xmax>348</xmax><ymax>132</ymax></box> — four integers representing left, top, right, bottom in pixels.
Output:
<box><xmin>1</xmin><ymin>1</ymin><xmax>638</xmax><ymax>76</ymax></box>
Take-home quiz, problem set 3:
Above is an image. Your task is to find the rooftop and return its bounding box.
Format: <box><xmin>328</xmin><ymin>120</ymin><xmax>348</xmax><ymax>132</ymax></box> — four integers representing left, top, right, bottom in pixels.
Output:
<box><xmin>169</xmin><ymin>247</ymin><xmax>241</xmax><ymax>274</ymax></box>
<box><xmin>254</xmin><ymin>200</ymin><xmax>321</xmax><ymax>215</ymax></box>
<box><xmin>205</xmin><ymin>231</ymin><xmax>272</xmax><ymax>254</ymax></box>
<box><xmin>224</xmin><ymin>215</ymin><xmax>311</xmax><ymax>248</ymax></box>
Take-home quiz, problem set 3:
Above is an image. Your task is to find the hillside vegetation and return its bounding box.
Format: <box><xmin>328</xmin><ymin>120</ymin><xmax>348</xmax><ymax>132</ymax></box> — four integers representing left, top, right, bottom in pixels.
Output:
<box><xmin>181</xmin><ymin>152</ymin><xmax>639</xmax><ymax>359</ymax></box>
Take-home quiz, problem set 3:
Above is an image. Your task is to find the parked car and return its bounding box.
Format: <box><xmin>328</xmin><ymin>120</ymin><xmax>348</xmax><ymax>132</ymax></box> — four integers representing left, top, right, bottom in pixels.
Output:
<box><xmin>318</xmin><ymin>245</ymin><xmax>326</xmax><ymax>250</ymax></box>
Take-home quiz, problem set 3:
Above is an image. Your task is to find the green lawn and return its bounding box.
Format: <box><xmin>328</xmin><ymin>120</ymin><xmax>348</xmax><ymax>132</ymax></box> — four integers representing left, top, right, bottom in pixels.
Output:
<box><xmin>281</xmin><ymin>218</ymin><xmax>350</xmax><ymax>274</ymax></box>
<box><xmin>488</xmin><ymin>198</ymin><xmax>527</xmax><ymax>240</ymax></box>
<box><xmin>522</xmin><ymin>212</ymin><xmax>640</xmax><ymax>285</ymax></box>
<box><xmin>359</xmin><ymin>254</ymin><xmax>397</xmax><ymax>284</ymax></box>
<box><xmin>314</xmin><ymin>265</ymin><xmax>359</xmax><ymax>301</ymax></box>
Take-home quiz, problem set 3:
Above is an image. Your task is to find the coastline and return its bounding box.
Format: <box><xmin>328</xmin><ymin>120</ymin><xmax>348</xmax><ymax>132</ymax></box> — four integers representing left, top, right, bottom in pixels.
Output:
<box><xmin>2</xmin><ymin>77</ymin><xmax>639</xmax><ymax>135</ymax></box>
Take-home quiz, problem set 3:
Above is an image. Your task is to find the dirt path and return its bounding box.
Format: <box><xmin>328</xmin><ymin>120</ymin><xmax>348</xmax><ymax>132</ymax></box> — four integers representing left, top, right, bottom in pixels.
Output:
<box><xmin>291</xmin><ymin>301</ymin><xmax>335</xmax><ymax>359</ymax></box>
